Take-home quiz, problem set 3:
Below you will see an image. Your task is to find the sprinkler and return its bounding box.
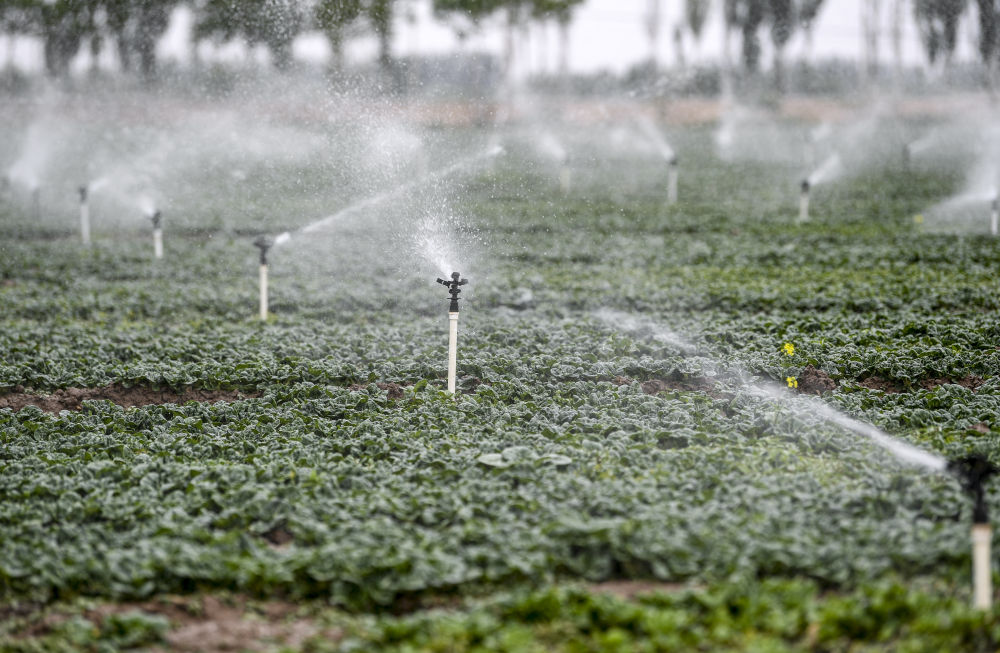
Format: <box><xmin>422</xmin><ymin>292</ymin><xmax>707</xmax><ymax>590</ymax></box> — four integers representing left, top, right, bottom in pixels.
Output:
<box><xmin>667</xmin><ymin>155</ymin><xmax>679</xmax><ymax>205</ymax></box>
<box><xmin>31</xmin><ymin>185</ymin><xmax>40</xmax><ymax>222</ymax></box>
<box><xmin>949</xmin><ymin>454</ymin><xmax>999</xmax><ymax>610</ymax></box>
<box><xmin>253</xmin><ymin>236</ymin><xmax>273</xmax><ymax>320</ymax></box>
<box><xmin>78</xmin><ymin>186</ymin><xmax>90</xmax><ymax>245</ymax></box>
<box><xmin>436</xmin><ymin>271</ymin><xmax>468</xmax><ymax>394</ymax></box>
<box><xmin>560</xmin><ymin>156</ymin><xmax>571</xmax><ymax>195</ymax></box>
<box><xmin>799</xmin><ymin>179</ymin><xmax>811</xmax><ymax>222</ymax></box>
<box><xmin>991</xmin><ymin>195</ymin><xmax>998</xmax><ymax>237</ymax></box>
<box><xmin>902</xmin><ymin>143</ymin><xmax>911</xmax><ymax>170</ymax></box>
<box><xmin>148</xmin><ymin>210</ymin><xmax>163</xmax><ymax>259</ymax></box>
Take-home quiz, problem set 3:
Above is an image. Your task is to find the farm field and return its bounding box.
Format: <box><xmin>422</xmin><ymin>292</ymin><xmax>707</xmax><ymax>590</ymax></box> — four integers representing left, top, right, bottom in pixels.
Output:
<box><xmin>3</xmin><ymin>86</ymin><xmax>1000</xmax><ymax>651</ymax></box>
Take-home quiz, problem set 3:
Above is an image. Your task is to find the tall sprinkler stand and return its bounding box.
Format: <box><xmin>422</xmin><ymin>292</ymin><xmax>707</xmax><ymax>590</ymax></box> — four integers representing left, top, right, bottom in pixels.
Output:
<box><xmin>31</xmin><ymin>185</ymin><xmax>40</xmax><ymax>222</ymax></box>
<box><xmin>799</xmin><ymin>179</ymin><xmax>811</xmax><ymax>222</ymax></box>
<box><xmin>254</xmin><ymin>236</ymin><xmax>273</xmax><ymax>320</ymax></box>
<box><xmin>149</xmin><ymin>210</ymin><xmax>163</xmax><ymax>259</ymax></box>
<box><xmin>949</xmin><ymin>454</ymin><xmax>1000</xmax><ymax>610</ymax></box>
<box><xmin>560</xmin><ymin>157</ymin><xmax>571</xmax><ymax>195</ymax></box>
<box><xmin>667</xmin><ymin>156</ymin><xmax>679</xmax><ymax>205</ymax></box>
<box><xmin>436</xmin><ymin>271</ymin><xmax>468</xmax><ymax>395</ymax></box>
<box><xmin>991</xmin><ymin>196</ymin><xmax>998</xmax><ymax>237</ymax></box>
<box><xmin>78</xmin><ymin>186</ymin><xmax>91</xmax><ymax>245</ymax></box>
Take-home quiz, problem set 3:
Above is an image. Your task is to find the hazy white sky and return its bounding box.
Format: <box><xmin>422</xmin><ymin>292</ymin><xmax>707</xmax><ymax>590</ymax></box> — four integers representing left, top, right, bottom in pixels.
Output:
<box><xmin>0</xmin><ymin>0</ymin><xmax>985</xmax><ymax>75</ymax></box>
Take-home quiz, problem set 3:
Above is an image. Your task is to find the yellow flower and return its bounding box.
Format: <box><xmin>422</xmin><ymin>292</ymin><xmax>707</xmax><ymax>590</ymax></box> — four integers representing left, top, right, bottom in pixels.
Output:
<box><xmin>786</xmin><ymin>376</ymin><xmax>798</xmax><ymax>389</ymax></box>
<box><xmin>783</xmin><ymin>342</ymin><xmax>795</xmax><ymax>357</ymax></box>
<box><xmin>913</xmin><ymin>214</ymin><xmax>924</xmax><ymax>224</ymax></box>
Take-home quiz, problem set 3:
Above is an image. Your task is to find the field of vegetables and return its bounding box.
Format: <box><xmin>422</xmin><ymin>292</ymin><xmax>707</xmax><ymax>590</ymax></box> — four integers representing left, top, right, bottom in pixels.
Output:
<box><xmin>3</xmin><ymin>88</ymin><xmax>1000</xmax><ymax>651</ymax></box>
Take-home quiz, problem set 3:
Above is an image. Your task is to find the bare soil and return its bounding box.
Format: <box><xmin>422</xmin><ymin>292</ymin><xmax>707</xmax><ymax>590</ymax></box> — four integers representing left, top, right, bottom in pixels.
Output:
<box><xmin>589</xmin><ymin>580</ymin><xmax>694</xmax><ymax>600</ymax></box>
<box><xmin>859</xmin><ymin>375</ymin><xmax>984</xmax><ymax>393</ymax></box>
<box><xmin>6</xmin><ymin>595</ymin><xmax>341</xmax><ymax>653</ymax></box>
<box><xmin>795</xmin><ymin>366</ymin><xmax>837</xmax><ymax>395</ymax></box>
<box><xmin>0</xmin><ymin>385</ymin><xmax>259</xmax><ymax>413</ymax></box>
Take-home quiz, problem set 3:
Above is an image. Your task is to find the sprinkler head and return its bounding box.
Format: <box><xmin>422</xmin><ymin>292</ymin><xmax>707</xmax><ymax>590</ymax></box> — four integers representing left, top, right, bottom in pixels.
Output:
<box><xmin>992</xmin><ymin>196</ymin><xmax>999</xmax><ymax>212</ymax></box>
<box><xmin>78</xmin><ymin>186</ymin><xmax>87</xmax><ymax>202</ymax></box>
<box><xmin>148</xmin><ymin>210</ymin><xmax>162</xmax><ymax>229</ymax></box>
<box><xmin>436</xmin><ymin>271</ymin><xmax>468</xmax><ymax>313</ymax></box>
<box><xmin>801</xmin><ymin>179</ymin><xmax>811</xmax><ymax>194</ymax></box>
<box><xmin>253</xmin><ymin>236</ymin><xmax>273</xmax><ymax>265</ymax></box>
<box><xmin>949</xmin><ymin>454</ymin><xmax>999</xmax><ymax>524</ymax></box>
<box><xmin>668</xmin><ymin>155</ymin><xmax>678</xmax><ymax>167</ymax></box>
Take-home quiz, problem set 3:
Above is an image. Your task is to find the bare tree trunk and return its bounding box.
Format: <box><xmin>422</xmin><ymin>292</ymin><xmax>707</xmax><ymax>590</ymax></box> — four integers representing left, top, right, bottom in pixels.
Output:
<box><xmin>558</xmin><ymin>16</ymin><xmax>569</xmax><ymax>81</ymax></box>
<box><xmin>646</xmin><ymin>0</ymin><xmax>660</xmax><ymax>69</ymax></box>
<box><xmin>861</xmin><ymin>0</ymin><xmax>882</xmax><ymax>83</ymax></box>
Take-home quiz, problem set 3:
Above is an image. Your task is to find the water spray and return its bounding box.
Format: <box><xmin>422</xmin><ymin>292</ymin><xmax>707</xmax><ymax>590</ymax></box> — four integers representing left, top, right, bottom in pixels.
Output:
<box><xmin>799</xmin><ymin>179</ymin><xmax>811</xmax><ymax>222</ymax></box>
<box><xmin>991</xmin><ymin>195</ymin><xmax>998</xmax><ymax>237</ymax></box>
<box><xmin>148</xmin><ymin>210</ymin><xmax>163</xmax><ymax>259</ymax></box>
<box><xmin>436</xmin><ymin>272</ymin><xmax>468</xmax><ymax>395</ymax></box>
<box><xmin>78</xmin><ymin>186</ymin><xmax>90</xmax><ymax>245</ymax></box>
<box><xmin>667</xmin><ymin>155</ymin><xmax>679</xmax><ymax>205</ymax></box>
<box><xmin>254</xmin><ymin>236</ymin><xmax>273</xmax><ymax>320</ymax></box>
<box><xmin>949</xmin><ymin>454</ymin><xmax>999</xmax><ymax>610</ymax></box>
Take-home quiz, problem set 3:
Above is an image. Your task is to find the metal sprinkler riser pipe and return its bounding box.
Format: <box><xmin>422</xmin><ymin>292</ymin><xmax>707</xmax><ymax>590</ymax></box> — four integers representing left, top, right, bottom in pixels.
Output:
<box><xmin>799</xmin><ymin>179</ymin><xmax>811</xmax><ymax>221</ymax></box>
<box><xmin>78</xmin><ymin>185</ymin><xmax>91</xmax><ymax>245</ymax></box>
<box><xmin>667</xmin><ymin>156</ymin><xmax>679</xmax><ymax>205</ymax></box>
<box><xmin>991</xmin><ymin>197</ymin><xmax>998</xmax><ymax>237</ymax></box>
<box><xmin>149</xmin><ymin>210</ymin><xmax>163</xmax><ymax>259</ymax></box>
<box><xmin>436</xmin><ymin>272</ymin><xmax>468</xmax><ymax>394</ymax></box>
<box><xmin>949</xmin><ymin>454</ymin><xmax>999</xmax><ymax>610</ymax></box>
<box><xmin>253</xmin><ymin>237</ymin><xmax>274</xmax><ymax>320</ymax></box>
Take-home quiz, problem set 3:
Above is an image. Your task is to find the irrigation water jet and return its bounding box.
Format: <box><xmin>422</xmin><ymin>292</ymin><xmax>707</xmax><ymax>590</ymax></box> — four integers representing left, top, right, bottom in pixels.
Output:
<box><xmin>667</xmin><ymin>156</ymin><xmax>679</xmax><ymax>205</ymax></box>
<box><xmin>254</xmin><ymin>236</ymin><xmax>273</xmax><ymax>320</ymax></box>
<box><xmin>78</xmin><ymin>186</ymin><xmax>90</xmax><ymax>245</ymax></box>
<box><xmin>799</xmin><ymin>179</ymin><xmax>810</xmax><ymax>222</ymax></box>
<box><xmin>949</xmin><ymin>454</ymin><xmax>999</xmax><ymax>610</ymax></box>
<box><xmin>437</xmin><ymin>272</ymin><xmax>468</xmax><ymax>395</ymax></box>
<box><xmin>148</xmin><ymin>210</ymin><xmax>163</xmax><ymax>259</ymax></box>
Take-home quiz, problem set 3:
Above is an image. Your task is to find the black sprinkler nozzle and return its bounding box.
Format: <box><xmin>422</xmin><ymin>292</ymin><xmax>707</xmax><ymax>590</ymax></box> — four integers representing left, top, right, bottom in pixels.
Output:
<box><xmin>78</xmin><ymin>186</ymin><xmax>87</xmax><ymax>202</ymax></box>
<box><xmin>436</xmin><ymin>271</ymin><xmax>468</xmax><ymax>313</ymax></box>
<box><xmin>254</xmin><ymin>236</ymin><xmax>273</xmax><ymax>265</ymax></box>
<box><xmin>149</xmin><ymin>210</ymin><xmax>162</xmax><ymax>229</ymax></box>
<box><xmin>949</xmin><ymin>454</ymin><xmax>999</xmax><ymax>524</ymax></box>
<box><xmin>668</xmin><ymin>155</ymin><xmax>678</xmax><ymax>167</ymax></box>
<box><xmin>801</xmin><ymin>179</ymin><xmax>811</xmax><ymax>193</ymax></box>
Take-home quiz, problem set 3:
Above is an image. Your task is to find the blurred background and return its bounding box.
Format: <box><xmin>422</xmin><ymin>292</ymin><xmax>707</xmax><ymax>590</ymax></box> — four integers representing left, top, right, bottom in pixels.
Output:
<box><xmin>0</xmin><ymin>0</ymin><xmax>997</xmax><ymax>98</ymax></box>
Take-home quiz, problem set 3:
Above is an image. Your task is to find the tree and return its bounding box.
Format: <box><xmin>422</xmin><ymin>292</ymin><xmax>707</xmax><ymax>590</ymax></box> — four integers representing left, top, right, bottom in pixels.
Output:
<box><xmin>193</xmin><ymin>0</ymin><xmax>303</xmax><ymax>70</ymax></box>
<box><xmin>102</xmin><ymin>0</ymin><xmax>175</xmax><ymax>79</ymax></box>
<box><xmin>913</xmin><ymin>0</ymin><xmax>967</xmax><ymax>67</ymax></box>
<box><xmin>977</xmin><ymin>0</ymin><xmax>999</xmax><ymax>81</ymax></box>
<box><xmin>686</xmin><ymin>0</ymin><xmax>710</xmax><ymax>55</ymax></box>
<box><xmin>530</xmin><ymin>0</ymin><xmax>583</xmax><ymax>79</ymax></box>
<box><xmin>315</xmin><ymin>0</ymin><xmax>363</xmax><ymax>72</ymax></box>
<box><xmin>769</xmin><ymin>0</ymin><xmax>793</xmax><ymax>89</ymax></box>
<box><xmin>40</xmin><ymin>1</ymin><xmax>90</xmax><ymax>77</ymax></box>
<box><xmin>0</xmin><ymin>0</ymin><xmax>41</xmax><ymax>71</ymax></box>
<box><xmin>798</xmin><ymin>0</ymin><xmax>825</xmax><ymax>61</ymax></box>
<box><xmin>366</xmin><ymin>0</ymin><xmax>395</xmax><ymax>76</ymax></box>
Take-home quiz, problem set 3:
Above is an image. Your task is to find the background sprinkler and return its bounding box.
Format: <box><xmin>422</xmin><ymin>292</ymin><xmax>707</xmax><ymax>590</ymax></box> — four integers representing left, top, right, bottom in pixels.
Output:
<box><xmin>148</xmin><ymin>210</ymin><xmax>163</xmax><ymax>259</ymax></box>
<box><xmin>31</xmin><ymin>184</ymin><xmax>40</xmax><ymax>222</ymax></box>
<box><xmin>667</xmin><ymin>155</ymin><xmax>679</xmax><ymax>205</ymax></box>
<box><xmin>560</xmin><ymin>155</ymin><xmax>571</xmax><ymax>195</ymax></box>
<box><xmin>254</xmin><ymin>236</ymin><xmax>273</xmax><ymax>320</ymax></box>
<box><xmin>949</xmin><ymin>454</ymin><xmax>999</xmax><ymax>610</ymax></box>
<box><xmin>436</xmin><ymin>271</ymin><xmax>468</xmax><ymax>395</ymax></box>
<box><xmin>799</xmin><ymin>179</ymin><xmax>811</xmax><ymax>221</ymax></box>
<box><xmin>78</xmin><ymin>186</ymin><xmax>90</xmax><ymax>245</ymax></box>
<box><xmin>991</xmin><ymin>195</ymin><xmax>998</xmax><ymax>236</ymax></box>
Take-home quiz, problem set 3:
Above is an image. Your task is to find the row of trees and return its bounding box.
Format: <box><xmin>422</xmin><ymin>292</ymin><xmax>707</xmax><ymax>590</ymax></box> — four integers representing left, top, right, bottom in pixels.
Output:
<box><xmin>0</xmin><ymin>0</ymin><xmax>586</xmax><ymax>79</ymax></box>
<box><xmin>1</xmin><ymin>0</ymin><xmax>998</xmax><ymax>82</ymax></box>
